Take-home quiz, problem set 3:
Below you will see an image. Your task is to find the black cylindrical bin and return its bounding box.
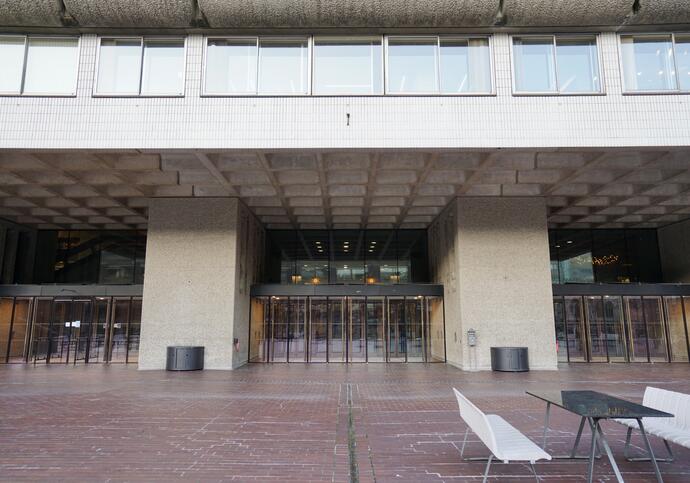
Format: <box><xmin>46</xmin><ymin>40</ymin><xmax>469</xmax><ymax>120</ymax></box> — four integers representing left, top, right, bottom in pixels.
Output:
<box><xmin>490</xmin><ymin>347</ymin><xmax>529</xmax><ymax>372</ymax></box>
<box><xmin>166</xmin><ymin>346</ymin><xmax>204</xmax><ymax>371</ymax></box>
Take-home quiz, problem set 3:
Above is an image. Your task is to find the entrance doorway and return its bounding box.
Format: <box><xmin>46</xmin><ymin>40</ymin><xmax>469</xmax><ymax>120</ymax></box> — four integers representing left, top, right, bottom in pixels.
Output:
<box><xmin>249</xmin><ymin>294</ymin><xmax>445</xmax><ymax>363</ymax></box>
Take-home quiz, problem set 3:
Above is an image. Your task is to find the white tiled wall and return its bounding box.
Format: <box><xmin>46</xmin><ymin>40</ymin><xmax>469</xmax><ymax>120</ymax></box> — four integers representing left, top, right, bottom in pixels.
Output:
<box><xmin>0</xmin><ymin>33</ymin><xmax>689</xmax><ymax>150</ymax></box>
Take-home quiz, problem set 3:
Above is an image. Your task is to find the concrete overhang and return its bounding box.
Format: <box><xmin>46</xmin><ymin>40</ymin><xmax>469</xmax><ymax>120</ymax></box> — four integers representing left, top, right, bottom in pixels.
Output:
<box><xmin>1</xmin><ymin>148</ymin><xmax>689</xmax><ymax>231</ymax></box>
<box><xmin>1</xmin><ymin>1</ymin><xmax>689</xmax><ymax>30</ymax></box>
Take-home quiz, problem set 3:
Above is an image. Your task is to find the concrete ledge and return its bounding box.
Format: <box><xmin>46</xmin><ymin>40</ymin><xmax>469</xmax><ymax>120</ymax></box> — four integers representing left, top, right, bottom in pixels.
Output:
<box><xmin>63</xmin><ymin>0</ymin><xmax>195</xmax><ymax>28</ymax></box>
<box><xmin>630</xmin><ymin>0</ymin><xmax>690</xmax><ymax>25</ymax></box>
<box><xmin>0</xmin><ymin>0</ymin><xmax>63</xmax><ymax>27</ymax></box>
<box><xmin>503</xmin><ymin>0</ymin><xmax>631</xmax><ymax>27</ymax></box>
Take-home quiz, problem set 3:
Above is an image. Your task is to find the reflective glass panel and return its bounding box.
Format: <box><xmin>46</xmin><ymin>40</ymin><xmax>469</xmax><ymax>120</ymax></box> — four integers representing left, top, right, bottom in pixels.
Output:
<box><xmin>603</xmin><ymin>296</ymin><xmax>626</xmax><ymax>362</ymax></box>
<box><xmin>271</xmin><ymin>297</ymin><xmax>288</xmax><ymax>362</ymax></box>
<box><xmin>585</xmin><ymin>296</ymin><xmax>607</xmax><ymax>362</ymax></box>
<box><xmin>592</xmin><ymin>230</ymin><xmax>629</xmax><ymax>283</ymax></box>
<box><xmin>309</xmin><ymin>298</ymin><xmax>328</xmax><ymax>362</ymax></box>
<box><xmin>88</xmin><ymin>298</ymin><xmax>109</xmax><ymax>363</ymax></box>
<box><xmin>0</xmin><ymin>298</ymin><xmax>13</xmax><ymax>363</ymax></box>
<box><xmin>127</xmin><ymin>298</ymin><xmax>141</xmax><ymax>363</ymax></box>
<box><xmin>288</xmin><ymin>297</ymin><xmax>307</xmax><ymax>362</ymax></box>
<box><xmin>665</xmin><ymin>296</ymin><xmax>689</xmax><ymax>362</ymax></box>
<box><xmin>676</xmin><ymin>35</ymin><xmax>690</xmax><ymax>91</ymax></box>
<box><xmin>205</xmin><ymin>38</ymin><xmax>257</xmax><ymax>94</ymax></box>
<box><xmin>349</xmin><ymin>297</ymin><xmax>366</xmax><ymax>362</ymax></box>
<box><xmin>387</xmin><ymin>37</ymin><xmax>438</xmax><ymax>93</ymax></box>
<box><xmin>0</xmin><ymin>37</ymin><xmax>25</xmax><ymax>93</ymax></box>
<box><xmin>366</xmin><ymin>297</ymin><xmax>385</xmax><ymax>362</ymax></box>
<box><xmin>388</xmin><ymin>297</ymin><xmax>406</xmax><ymax>362</ymax></box>
<box><xmin>553</xmin><ymin>297</ymin><xmax>568</xmax><ymax>362</ymax></box>
<box><xmin>258</xmin><ymin>39</ymin><xmax>308</xmax><ymax>94</ymax></box>
<box><xmin>556</xmin><ymin>37</ymin><xmax>600</xmax><ymax>93</ymax></box>
<box><xmin>313</xmin><ymin>38</ymin><xmax>382</xmax><ymax>94</ymax></box>
<box><xmin>621</xmin><ymin>35</ymin><xmax>677</xmax><ymax>91</ymax></box>
<box><xmin>249</xmin><ymin>297</ymin><xmax>268</xmax><ymax>362</ymax></box>
<box><xmin>96</xmin><ymin>39</ymin><xmax>142</xmax><ymax>94</ymax></box>
<box><xmin>644</xmin><ymin>297</ymin><xmax>668</xmax><ymax>361</ymax></box>
<box><xmin>109</xmin><ymin>299</ymin><xmax>130</xmax><ymax>362</ymax></box>
<box><xmin>71</xmin><ymin>300</ymin><xmax>93</xmax><ymax>363</ymax></box>
<box><xmin>50</xmin><ymin>300</ymin><xmax>71</xmax><ymax>363</ymax></box>
<box><xmin>328</xmin><ymin>298</ymin><xmax>346</xmax><ymax>362</ymax></box>
<box><xmin>440</xmin><ymin>37</ymin><xmax>491</xmax><ymax>93</ymax></box>
<box><xmin>7</xmin><ymin>299</ymin><xmax>30</xmax><ymax>363</ymax></box>
<box><xmin>513</xmin><ymin>37</ymin><xmax>556</xmax><ymax>92</ymax></box>
<box><xmin>141</xmin><ymin>40</ymin><xmax>185</xmax><ymax>95</ymax></box>
<box><xmin>23</xmin><ymin>37</ymin><xmax>79</xmax><ymax>95</ymax></box>
<box><xmin>30</xmin><ymin>299</ymin><xmax>52</xmax><ymax>362</ymax></box>
<box><xmin>405</xmin><ymin>297</ymin><xmax>424</xmax><ymax>362</ymax></box>
<box><xmin>625</xmin><ymin>296</ymin><xmax>649</xmax><ymax>362</ymax></box>
<box><xmin>427</xmin><ymin>296</ymin><xmax>445</xmax><ymax>362</ymax></box>
<box><xmin>555</xmin><ymin>231</ymin><xmax>594</xmax><ymax>283</ymax></box>
<box><xmin>564</xmin><ymin>296</ymin><xmax>586</xmax><ymax>361</ymax></box>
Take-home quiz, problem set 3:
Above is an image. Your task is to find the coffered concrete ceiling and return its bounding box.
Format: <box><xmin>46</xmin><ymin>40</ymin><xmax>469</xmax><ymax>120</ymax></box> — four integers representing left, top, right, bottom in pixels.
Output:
<box><xmin>1</xmin><ymin>149</ymin><xmax>690</xmax><ymax>231</ymax></box>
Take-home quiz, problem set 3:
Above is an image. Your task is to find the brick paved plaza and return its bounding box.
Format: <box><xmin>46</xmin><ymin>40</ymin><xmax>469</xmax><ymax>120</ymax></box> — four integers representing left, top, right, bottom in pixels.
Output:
<box><xmin>1</xmin><ymin>363</ymin><xmax>689</xmax><ymax>482</ymax></box>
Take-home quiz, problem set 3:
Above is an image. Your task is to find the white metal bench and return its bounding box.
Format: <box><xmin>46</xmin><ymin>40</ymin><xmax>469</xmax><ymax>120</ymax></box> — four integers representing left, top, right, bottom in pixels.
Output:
<box><xmin>453</xmin><ymin>388</ymin><xmax>551</xmax><ymax>482</ymax></box>
<box><xmin>614</xmin><ymin>386</ymin><xmax>690</xmax><ymax>463</ymax></box>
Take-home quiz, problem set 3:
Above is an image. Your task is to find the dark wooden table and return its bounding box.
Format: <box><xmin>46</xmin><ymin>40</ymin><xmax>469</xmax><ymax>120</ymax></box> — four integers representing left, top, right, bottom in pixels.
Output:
<box><xmin>527</xmin><ymin>390</ymin><xmax>673</xmax><ymax>483</ymax></box>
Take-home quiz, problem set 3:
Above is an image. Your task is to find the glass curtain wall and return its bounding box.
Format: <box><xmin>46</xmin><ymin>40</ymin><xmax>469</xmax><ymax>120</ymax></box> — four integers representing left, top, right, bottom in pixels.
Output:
<box><xmin>0</xmin><ymin>296</ymin><xmax>142</xmax><ymax>364</ymax></box>
<box><xmin>553</xmin><ymin>294</ymin><xmax>690</xmax><ymax>363</ymax></box>
<box><xmin>249</xmin><ymin>295</ymin><xmax>445</xmax><ymax>363</ymax></box>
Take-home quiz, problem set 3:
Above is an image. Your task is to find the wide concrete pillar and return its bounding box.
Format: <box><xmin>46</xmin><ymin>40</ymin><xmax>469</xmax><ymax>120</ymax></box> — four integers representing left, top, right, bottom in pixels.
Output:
<box><xmin>658</xmin><ymin>219</ymin><xmax>690</xmax><ymax>282</ymax></box>
<box><xmin>139</xmin><ymin>198</ymin><xmax>264</xmax><ymax>370</ymax></box>
<box><xmin>430</xmin><ymin>197</ymin><xmax>557</xmax><ymax>371</ymax></box>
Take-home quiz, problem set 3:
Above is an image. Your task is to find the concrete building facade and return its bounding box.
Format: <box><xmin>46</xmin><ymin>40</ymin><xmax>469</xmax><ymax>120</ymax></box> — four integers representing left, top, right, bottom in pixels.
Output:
<box><xmin>1</xmin><ymin>1</ymin><xmax>690</xmax><ymax>371</ymax></box>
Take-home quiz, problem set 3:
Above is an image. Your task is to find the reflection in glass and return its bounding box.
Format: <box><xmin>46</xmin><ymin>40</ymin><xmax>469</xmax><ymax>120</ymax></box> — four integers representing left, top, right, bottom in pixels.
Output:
<box><xmin>585</xmin><ymin>296</ymin><xmax>607</xmax><ymax>362</ymax></box>
<box><xmin>405</xmin><ymin>297</ymin><xmax>424</xmax><ymax>362</ymax></box>
<box><xmin>644</xmin><ymin>297</ymin><xmax>668</xmax><ymax>361</ymax></box>
<box><xmin>127</xmin><ymin>299</ymin><xmax>141</xmax><ymax>363</ymax></box>
<box><xmin>553</xmin><ymin>297</ymin><xmax>568</xmax><ymax>362</ymax></box>
<box><xmin>664</xmin><ymin>296</ymin><xmax>689</xmax><ymax>362</ymax></box>
<box><xmin>592</xmin><ymin>230</ymin><xmax>628</xmax><ymax>283</ymax></box>
<box><xmin>387</xmin><ymin>38</ymin><xmax>438</xmax><ymax>93</ymax></box>
<box><xmin>249</xmin><ymin>297</ymin><xmax>268</xmax><ymax>362</ymax></box>
<box><xmin>30</xmin><ymin>299</ymin><xmax>52</xmax><ymax>363</ymax></box>
<box><xmin>71</xmin><ymin>300</ymin><xmax>93</xmax><ymax>362</ymax></box>
<box><xmin>328</xmin><ymin>298</ymin><xmax>346</xmax><ymax>362</ymax></box>
<box><xmin>141</xmin><ymin>40</ymin><xmax>185</xmax><ymax>95</ymax></box>
<box><xmin>313</xmin><ymin>38</ymin><xmax>382</xmax><ymax>94</ymax></box>
<box><xmin>440</xmin><ymin>38</ymin><xmax>491</xmax><ymax>93</ymax></box>
<box><xmin>0</xmin><ymin>299</ymin><xmax>13</xmax><ymax>362</ymax></box>
<box><xmin>603</xmin><ymin>296</ymin><xmax>626</xmax><ymax>362</ymax></box>
<box><xmin>388</xmin><ymin>297</ymin><xmax>406</xmax><ymax>361</ymax></box>
<box><xmin>676</xmin><ymin>35</ymin><xmax>690</xmax><ymax>91</ymax></box>
<box><xmin>271</xmin><ymin>297</ymin><xmax>288</xmax><ymax>362</ymax></box>
<box><xmin>625</xmin><ymin>296</ymin><xmax>649</xmax><ymax>362</ymax></box>
<box><xmin>7</xmin><ymin>299</ymin><xmax>31</xmax><ymax>363</ymax></box>
<box><xmin>349</xmin><ymin>297</ymin><xmax>366</xmax><ymax>362</ymax></box>
<box><xmin>288</xmin><ymin>297</ymin><xmax>307</xmax><ymax>362</ymax></box>
<box><xmin>366</xmin><ymin>297</ymin><xmax>385</xmax><ymax>362</ymax></box>
<box><xmin>556</xmin><ymin>37</ymin><xmax>600</xmax><ymax>93</ymax></box>
<box><xmin>310</xmin><ymin>298</ymin><xmax>328</xmax><ymax>362</ymax></box>
<box><xmin>110</xmin><ymin>299</ymin><xmax>130</xmax><ymax>363</ymax></box>
<box><xmin>621</xmin><ymin>35</ymin><xmax>677</xmax><ymax>91</ymax></box>
<box><xmin>258</xmin><ymin>39</ymin><xmax>308</xmax><ymax>94</ymax></box>
<box><xmin>427</xmin><ymin>296</ymin><xmax>445</xmax><ymax>362</ymax></box>
<box><xmin>23</xmin><ymin>37</ymin><xmax>79</xmax><ymax>95</ymax></box>
<box><xmin>0</xmin><ymin>37</ymin><xmax>25</xmax><ymax>93</ymax></box>
<box><xmin>97</xmin><ymin>39</ymin><xmax>142</xmax><ymax>94</ymax></box>
<box><xmin>88</xmin><ymin>298</ymin><xmax>110</xmax><ymax>363</ymax></box>
<box><xmin>564</xmin><ymin>296</ymin><xmax>586</xmax><ymax>361</ymax></box>
<box><xmin>513</xmin><ymin>37</ymin><xmax>556</xmax><ymax>92</ymax></box>
<box><xmin>205</xmin><ymin>38</ymin><xmax>257</xmax><ymax>94</ymax></box>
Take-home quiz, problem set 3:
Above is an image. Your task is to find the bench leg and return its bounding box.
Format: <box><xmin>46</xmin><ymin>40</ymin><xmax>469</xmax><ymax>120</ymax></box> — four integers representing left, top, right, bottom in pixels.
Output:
<box><xmin>624</xmin><ymin>426</ymin><xmax>674</xmax><ymax>463</ymax></box>
<box><xmin>460</xmin><ymin>427</ymin><xmax>492</xmax><ymax>461</ymax></box>
<box><xmin>482</xmin><ymin>455</ymin><xmax>493</xmax><ymax>483</ymax></box>
<box><xmin>528</xmin><ymin>462</ymin><xmax>539</xmax><ymax>482</ymax></box>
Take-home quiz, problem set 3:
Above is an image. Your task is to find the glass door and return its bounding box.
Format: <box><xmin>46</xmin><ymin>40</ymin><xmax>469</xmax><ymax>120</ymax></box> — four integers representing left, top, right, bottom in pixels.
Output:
<box><xmin>288</xmin><ymin>297</ymin><xmax>307</xmax><ymax>362</ymax></box>
<box><xmin>349</xmin><ymin>297</ymin><xmax>366</xmax><ymax>362</ymax></box>
<box><xmin>328</xmin><ymin>297</ymin><xmax>346</xmax><ymax>362</ymax></box>
<box><xmin>603</xmin><ymin>296</ymin><xmax>627</xmax><ymax>362</ymax></box>
<box><xmin>564</xmin><ymin>296</ymin><xmax>587</xmax><ymax>362</ymax></box>
<box><xmin>387</xmin><ymin>297</ymin><xmax>406</xmax><ymax>362</ymax></box>
<box><xmin>405</xmin><ymin>297</ymin><xmax>425</xmax><ymax>362</ymax></box>
<box><xmin>271</xmin><ymin>297</ymin><xmax>289</xmax><ymax>362</ymax></box>
<box><xmin>625</xmin><ymin>296</ymin><xmax>650</xmax><ymax>362</ymax></box>
<box><xmin>585</xmin><ymin>296</ymin><xmax>608</xmax><ymax>362</ymax></box>
<box><xmin>366</xmin><ymin>297</ymin><xmax>385</xmax><ymax>362</ymax></box>
<box><xmin>664</xmin><ymin>296</ymin><xmax>689</xmax><ymax>362</ymax></box>
<box><xmin>309</xmin><ymin>297</ymin><xmax>328</xmax><ymax>362</ymax></box>
<box><xmin>71</xmin><ymin>300</ymin><xmax>93</xmax><ymax>363</ymax></box>
<box><xmin>88</xmin><ymin>298</ymin><xmax>110</xmax><ymax>363</ymax></box>
<box><xmin>644</xmin><ymin>297</ymin><xmax>668</xmax><ymax>362</ymax></box>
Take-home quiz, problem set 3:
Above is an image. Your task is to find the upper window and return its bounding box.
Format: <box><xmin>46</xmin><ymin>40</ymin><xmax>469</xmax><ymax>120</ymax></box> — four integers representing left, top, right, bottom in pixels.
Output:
<box><xmin>620</xmin><ymin>34</ymin><xmax>690</xmax><ymax>92</ymax></box>
<box><xmin>312</xmin><ymin>37</ymin><xmax>383</xmax><ymax>95</ymax></box>
<box><xmin>387</xmin><ymin>36</ymin><xmax>492</xmax><ymax>94</ymax></box>
<box><xmin>96</xmin><ymin>37</ymin><xmax>185</xmax><ymax>96</ymax></box>
<box><xmin>0</xmin><ymin>36</ymin><xmax>79</xmax><ymax>95</ymax></box>
<box><xmin>512</xmin><ymin>35</ymin><xmax>601</xmax><ymax>94</ymax></box>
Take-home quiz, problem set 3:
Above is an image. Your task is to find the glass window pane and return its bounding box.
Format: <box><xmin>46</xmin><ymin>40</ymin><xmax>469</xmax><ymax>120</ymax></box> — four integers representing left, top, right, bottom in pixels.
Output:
<box><xmin>556</xmin><ymin>37</ymin><xmax>600</xmax><ymax>93</ymax></box>
<box><xmin>205</xmin><ymin>38</ymin><xmax>257</xmax><ymax>94</ymax></box>
<box><xmin>620</xmin><ymin>35</ymin><xmax>676</xmax><ymax>91</ymax></box>
<box><xmin>592</xmin><ymin>230</ymin><xmax>629</xmax><ymax>283</ymax></box>
<box><xmin>440</xmin><ymin>37</ymin><xmax>491</xmax><ymax>93</ymax></box>
<box><xmin>258</xmin><ymin>39</ymin><xmax>308</xmax><ymax>94</ymax></box>
<box><xmin>313</xmin><ymin>38</ymin><xmax>382</xmax><ymax>94</ymax></box>
<box><xmin>674</xmin><ymin>35</ymin><xmax>690</xmax><ymax>91</ymax></box>
<box><xmin>513</xmin><ymin>37</ymin><xmax>556</xmax><ymax>92</ymax></box>
<box><xmin>665</xmin><ymin>296</ymin><xmax>689</xmax><ymax>362</ymax></box>
<box><xmin>141</xmin><ymin>40</ymin><xmax>185</xmax><ymax>95</ymax></box>
<box><xmin>564</xmin><ymin>296</ymin><xmax>587</xmax><ymax>361</ymax></box>
<box><xmin>555</xmin><ymin>230</ymin><xmax>594</xmax><ymax>283</ymax></box>
<box><xmin>387</xmin><ymin>38</ymin><xmax>438</xmax><ymax>93</ymax></box>
<box><xmin>23</xmin><ymin>37</ymin><xmax>79</xmax><ymax>95</ymax></box>
<box><xmin>0</xmin><ymin>37</ymin><xmax>25</xmax><ymax>94</ymax></box>
<box><xmin>96</xmin><ymin>38</ymin><xmax>142</xmax><ymax>94</ymax></box>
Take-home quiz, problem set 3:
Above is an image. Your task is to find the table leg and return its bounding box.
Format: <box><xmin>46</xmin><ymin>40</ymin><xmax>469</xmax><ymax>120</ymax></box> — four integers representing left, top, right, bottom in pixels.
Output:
<box><xmin>638</xmin><ymin>418</ymin><xmax>664</xmax><ymax>483</ymax></box>
<box><xmin>570</xmin><ymin>416</ymin><xmax>586</xmax><ymax>458</ymax></box>
<box><xmin>542</xmin><ymin>401</ymin><xmax>551</xmax><ymax>449</ymax></box>
<box><xmin>587</xmin><ymin>418</ymin><xmax>598</xmax><ymax>483</ymax></box>
<box><xmin>594</xmin><ymin>420</ymin><xmax>624</xmax><ymax>483</ymax></box>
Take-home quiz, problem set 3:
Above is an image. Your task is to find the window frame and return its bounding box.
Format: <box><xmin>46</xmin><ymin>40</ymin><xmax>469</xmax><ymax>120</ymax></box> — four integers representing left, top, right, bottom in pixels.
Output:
<box><xmin>93</xmin><ymin>35</ymin><xmax>187</xmax><ymax>98</ymax></box>
<box><xmin>256</xmin><ymin>35</ymin><xmax>312</xmax><ymax>96</ymax></box>
<box><xmin>618</xmin><ymin>32</ymin><xmax>690</xmax><ymax>95</ymax></box>
<box><xmin>510</xmin><ymin>33</ymin><xmax>605</xmax><ymax>96</ymax></box>
<box><xmin>201</xmin><ymin>36</ymin><xmax>260</xmax><ymax>96</ymax></box>
<box><xmin>0</xmin><ymin>34</ymin><xmax>80</xmax><ymax>97</ymax></box>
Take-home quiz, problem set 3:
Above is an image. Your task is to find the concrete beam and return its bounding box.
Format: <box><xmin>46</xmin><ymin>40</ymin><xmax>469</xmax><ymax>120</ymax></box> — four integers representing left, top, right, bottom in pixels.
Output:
<box><xmin>63</xmin><ymin>0</ymin><xmax>195</xmax><ymax>28</ymax></box>
<box><xmin>0</xmin><ymin>0</ymin><xmax>63</xmax><ymax>27</ymax></box>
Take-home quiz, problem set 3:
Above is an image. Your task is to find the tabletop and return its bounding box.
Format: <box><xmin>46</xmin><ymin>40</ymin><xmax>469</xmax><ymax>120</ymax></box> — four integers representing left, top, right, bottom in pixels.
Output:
<box><xmin>526</xmin><ymin>390</ymin><xmax>674</xmax><ymax>419</ymax></box>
